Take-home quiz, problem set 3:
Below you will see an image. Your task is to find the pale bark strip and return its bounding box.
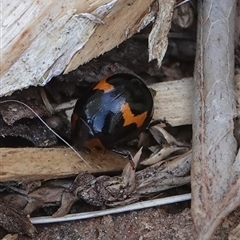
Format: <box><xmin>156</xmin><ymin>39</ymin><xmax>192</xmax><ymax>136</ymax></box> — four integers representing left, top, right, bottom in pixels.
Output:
<box><xmin>148</xmin><ymin>0</ymin><xmax>175</xmax><ymax>67</ymax></box>
<box><xmin>191</xmin><ymin>0</ymin><xmax>240</xmax><ymax>239</ymax></box>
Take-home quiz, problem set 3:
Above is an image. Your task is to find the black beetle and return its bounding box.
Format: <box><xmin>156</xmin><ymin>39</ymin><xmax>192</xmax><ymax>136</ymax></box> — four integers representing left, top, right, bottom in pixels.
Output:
<box><xmin>71</xmin><ymin>73</ymin><xmax>154</xmax><ymax>165</ymax></box>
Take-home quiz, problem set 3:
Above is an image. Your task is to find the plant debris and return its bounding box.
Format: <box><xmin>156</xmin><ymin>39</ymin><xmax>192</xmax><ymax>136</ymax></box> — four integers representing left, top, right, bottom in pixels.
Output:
<box><xmin>0</xmin><ymin>201</ymin><xmax>37</xmax><ymax>237</ymax></box>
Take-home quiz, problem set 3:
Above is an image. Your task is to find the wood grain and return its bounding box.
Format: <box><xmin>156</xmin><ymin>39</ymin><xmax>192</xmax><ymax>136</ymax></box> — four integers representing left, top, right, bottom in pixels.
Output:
<box><xmin>151</xmin><ymin>77</ymin><xmax>193</xmax><ymax>126</ymax></box>
<box><xmin>0</xmin><ymin>148</ymin><xmax>128</xmax><ymax>182</ymax></box>
<box><xmin>1</xmin><ymin>0</ymin><xmax>155</xmax><ymax>97</ymax></box>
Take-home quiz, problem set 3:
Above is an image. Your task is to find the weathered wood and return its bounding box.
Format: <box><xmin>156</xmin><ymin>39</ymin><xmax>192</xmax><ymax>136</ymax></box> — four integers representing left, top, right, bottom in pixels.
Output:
<box><xmin>152</xmin><ymin>75</ymin><xmax>240</xmax><ymax>126</ymax></box>
<box><xmin>1</xmin><ymin>0</ymin><xmax>156</xmax><ymax>97</ymax></box>
<box><xmin>0</xmin><ymin>148</ymin><xmax>128</xmax><ymax>182</ymax></box>
<box><xmin>65</xmin><ymin>0</ymin><xmax>157</xmax><ymax>73</ymax></box>
<box><xmin>151</xmin><ymin>78</ymin><xmax>193</xmax><ymax>126</ymax></box>
<box><xmin>1</xmin><ymin>0</ymin><xmax>177</xmax><ymax>97</ymax></box>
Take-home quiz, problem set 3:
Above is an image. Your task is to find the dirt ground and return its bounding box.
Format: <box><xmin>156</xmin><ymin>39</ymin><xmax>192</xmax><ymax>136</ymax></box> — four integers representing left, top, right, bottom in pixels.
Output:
<box><xmin>3</xmin><ymin>205</ymin><xmax>240</xmax><ymax>240</ymax></box>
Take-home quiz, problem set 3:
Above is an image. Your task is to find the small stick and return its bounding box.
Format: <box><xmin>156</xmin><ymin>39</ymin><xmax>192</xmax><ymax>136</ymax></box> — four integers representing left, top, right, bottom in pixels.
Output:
<box><xmin>30</xmin><ymin>193</ymin><xmax>191</xmax><ymax>224</ymax></box>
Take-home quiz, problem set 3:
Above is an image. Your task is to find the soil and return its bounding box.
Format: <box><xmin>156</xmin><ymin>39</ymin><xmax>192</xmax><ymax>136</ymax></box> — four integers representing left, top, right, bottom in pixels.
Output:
<box><xmin>3</xmin><ymin>206</ymin><xmax>239</xmax><ymax>240</ymax></box>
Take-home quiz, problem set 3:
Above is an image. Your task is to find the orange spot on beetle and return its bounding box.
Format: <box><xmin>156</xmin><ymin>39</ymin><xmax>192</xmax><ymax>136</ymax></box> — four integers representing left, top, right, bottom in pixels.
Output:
<box><xmin>121</xmin><ymin>102</ymin><xmax>147</xmax><ymax>128</ymax></box>
<box><xmin>93</xmin><ymin>78</ymin><xmax>114</xmax><ymax>92</ymax></box>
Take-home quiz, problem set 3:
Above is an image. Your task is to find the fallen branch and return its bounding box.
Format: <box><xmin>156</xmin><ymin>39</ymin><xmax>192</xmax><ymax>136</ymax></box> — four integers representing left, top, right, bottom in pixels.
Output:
<box><xmin>191</xmin><ymin>1</ymin><xmax>240</xmax><ymax>239</ymax></box>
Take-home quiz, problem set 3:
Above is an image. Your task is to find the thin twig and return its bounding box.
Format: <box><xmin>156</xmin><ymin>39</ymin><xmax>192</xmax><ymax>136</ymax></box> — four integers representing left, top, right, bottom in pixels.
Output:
<box><xmin>30</xmin><ymin>193</ymin><xmax>191</xmax><ymax>224</ymax></box>
<box><xmin>0</xmin><ymin>100</ymin><xmax>91</xmax><ymax>168</ymax></box>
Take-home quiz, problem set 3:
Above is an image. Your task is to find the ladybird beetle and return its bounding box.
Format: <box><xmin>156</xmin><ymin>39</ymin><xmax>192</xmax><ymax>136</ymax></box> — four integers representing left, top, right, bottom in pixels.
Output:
<box><xmin>71</xmin><ymin>73</ymin><xmax>153</xmax><ymax>166</ymax></box>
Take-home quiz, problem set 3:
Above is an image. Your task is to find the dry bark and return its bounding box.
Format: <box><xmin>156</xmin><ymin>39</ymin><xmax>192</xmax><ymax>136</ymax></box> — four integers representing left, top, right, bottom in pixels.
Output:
<box><xmin>191</xmin><ymin>0</ymin><xmax>240</xmax><ymax>239</ymax></box>
<box><xmin>1</xmin><ymin>0</ymin><xmax>155</xmax><ymax>96</ymax></box>
<box><xmin>0</xmin><ymin>201</ymin><xmax>36</xmax><ymax>237</ymax></box>
<box><xmin>1</xmin><ymin>0</ymin><xmax>177</xmax><ymax>97</ymax></box>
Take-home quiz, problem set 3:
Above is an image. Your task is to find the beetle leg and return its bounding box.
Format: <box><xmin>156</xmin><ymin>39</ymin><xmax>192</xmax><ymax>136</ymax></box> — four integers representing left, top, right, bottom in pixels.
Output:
<box><xmin>111</xmin><ymin>149</ymin><xmax>135</xmax><ymax>170</ymax></box>
<box><xmin>149</xmin><ymin>119</ymin><xmax>171</xmax><ymax>128</ymax></box>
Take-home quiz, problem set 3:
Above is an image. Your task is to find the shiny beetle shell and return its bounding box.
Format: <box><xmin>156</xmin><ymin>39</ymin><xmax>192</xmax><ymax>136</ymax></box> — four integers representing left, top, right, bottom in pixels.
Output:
<box><xmin>71</xmin><ymin>73</ymin><xmax>154</xmax><ymax>152</ymax></box>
